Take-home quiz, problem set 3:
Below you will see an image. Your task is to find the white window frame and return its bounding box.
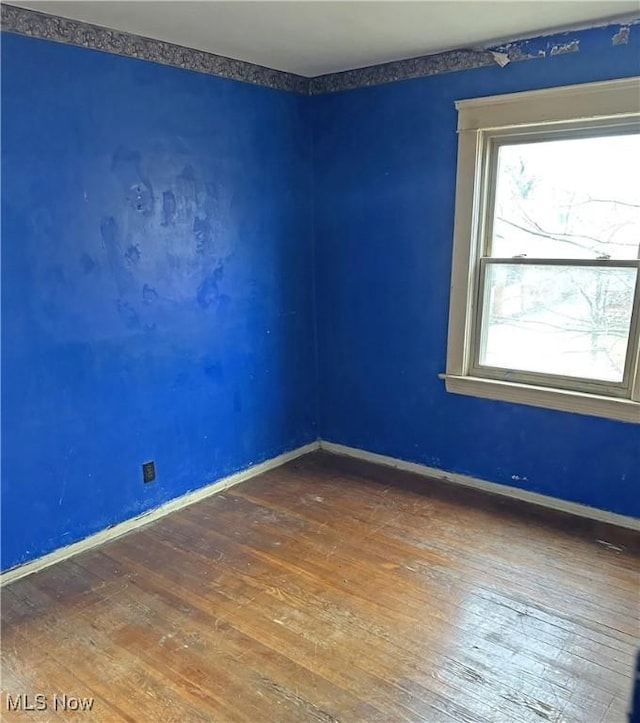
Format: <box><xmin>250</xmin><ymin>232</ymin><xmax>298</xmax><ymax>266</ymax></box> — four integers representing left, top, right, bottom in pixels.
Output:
<box><xmin>442</xmin><ymin>77</ymin><xmax>640</xmax><ymax>424</ymax></box>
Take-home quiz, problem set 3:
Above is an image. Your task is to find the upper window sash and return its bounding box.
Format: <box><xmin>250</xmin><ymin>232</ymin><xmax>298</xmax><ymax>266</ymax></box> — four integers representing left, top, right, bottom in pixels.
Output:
<box><xmin>478</xmin><ymin>121</ymin><xmax>640</xmax><ymax>259</ymax></box>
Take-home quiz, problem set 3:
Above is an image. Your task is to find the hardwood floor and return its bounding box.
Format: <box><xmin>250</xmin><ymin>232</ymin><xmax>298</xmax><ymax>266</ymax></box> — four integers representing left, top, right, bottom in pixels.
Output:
<box><xmin>2</xmin><ymin>451</ymin><xmax>639</xmax><ymax>722</ymax></box>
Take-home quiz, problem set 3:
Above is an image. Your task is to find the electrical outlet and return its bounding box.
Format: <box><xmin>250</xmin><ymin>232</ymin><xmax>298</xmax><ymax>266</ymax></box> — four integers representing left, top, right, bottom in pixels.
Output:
<box><xmin>142</xmin><ymin>461</ymin><xmax>156</xmax><ymax>483</ymax></box>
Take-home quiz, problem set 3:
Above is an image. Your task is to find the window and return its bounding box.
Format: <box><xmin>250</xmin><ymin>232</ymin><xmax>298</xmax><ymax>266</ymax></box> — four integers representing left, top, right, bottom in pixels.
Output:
<box><xmin>443</xmin><ymin>77</ymin><xmax>640</xmax><ymax>423</ymax></box>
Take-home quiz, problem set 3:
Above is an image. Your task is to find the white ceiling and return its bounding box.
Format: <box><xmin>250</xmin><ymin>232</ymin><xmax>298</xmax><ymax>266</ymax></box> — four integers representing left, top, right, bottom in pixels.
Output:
<box><xmin>10</xmin><ymin>1</ymin><xmax>640</xmax><ymax>77</ymax></box>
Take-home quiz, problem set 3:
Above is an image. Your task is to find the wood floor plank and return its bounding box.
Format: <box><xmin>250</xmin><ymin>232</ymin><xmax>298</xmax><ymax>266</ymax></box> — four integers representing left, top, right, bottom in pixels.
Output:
<box><xmin>1</xmin><ymin>452</ymin><xmax>638</xmax><ymax>722</ymax></box>
<box><xmin>189</xmin><ymin>489</ymin><xmax>638</xmax><ymax>668</ymax></box>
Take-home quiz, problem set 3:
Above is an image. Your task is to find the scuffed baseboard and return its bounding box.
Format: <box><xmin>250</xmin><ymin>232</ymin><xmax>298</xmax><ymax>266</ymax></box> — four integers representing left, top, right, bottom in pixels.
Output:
<box><xmin>319</xmin><ymin>440</ymin><xmax>640</xmax><ymax>532</ymax></box>
<box><xmin>4</xmin><ymin>437</ymin><xmax>637</xmax><ymax>586</ymax></box>
<box><xmin>0</xmin><ymin>441</ymin><xmax>320</xmax><ymax>587</ymax></box>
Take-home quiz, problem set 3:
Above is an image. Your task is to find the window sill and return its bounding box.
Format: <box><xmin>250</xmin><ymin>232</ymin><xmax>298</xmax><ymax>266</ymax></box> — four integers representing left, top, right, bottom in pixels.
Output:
<box><xmin>439</xmin><ymin>374</ymin><xmax>640</xmax><ymax>423</ymax></box>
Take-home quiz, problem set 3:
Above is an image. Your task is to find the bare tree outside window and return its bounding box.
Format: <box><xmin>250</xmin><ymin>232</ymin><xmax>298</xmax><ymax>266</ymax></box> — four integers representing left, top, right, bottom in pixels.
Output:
<box><xmin>478</xmin><ymin>133</ymin><xmax>640</xmax><ymax>383</ymax></box>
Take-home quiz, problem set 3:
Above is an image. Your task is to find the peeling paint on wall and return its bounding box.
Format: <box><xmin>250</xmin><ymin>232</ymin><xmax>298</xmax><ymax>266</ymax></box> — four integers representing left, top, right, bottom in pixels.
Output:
<box><xmin>492</xmin><ymin>43</ymin><xmax>545</xmax><ymax>62</ymax></box>
<box><xmin>550</xmin><ymin>40</ymin><xmax>580</xmax><ymax>56</ymax></box>
<box><xmin>612</xmin><ymin>26</ymin><xmax>630</xmax><ymax>46</ymax></box>
<box><xmin>489</xmin><ymin>51</ymin><xmax>510</xmax><ymax>68</ymax></box>
<box><xmin>493</xmin><ymin>35</ymin><xmax>580</xmax><ymax>62</ymax></box>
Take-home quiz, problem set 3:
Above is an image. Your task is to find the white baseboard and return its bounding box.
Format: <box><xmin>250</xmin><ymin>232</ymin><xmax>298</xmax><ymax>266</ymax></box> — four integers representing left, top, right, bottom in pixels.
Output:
<box><xmin>319</xmin><ymin>440</ymin><xmax>640</xmax><ymax>532</ymax></box>
<box><xmin>0</xmin><ymin>441</ymin><xmax>320</xmax><ymax>587</ymax></box>
<box><xmin>4</xmin><ymin>437</ymin><xmax>637</xmax><ymax>587</ymax></box>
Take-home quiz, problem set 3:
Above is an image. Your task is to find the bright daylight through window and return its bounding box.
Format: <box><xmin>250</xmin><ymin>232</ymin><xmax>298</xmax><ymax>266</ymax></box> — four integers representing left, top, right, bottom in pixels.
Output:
<box><xmin>443</xmin><ymin>78</ymin><xmax>640</xmax><ymax>423</ymax></box>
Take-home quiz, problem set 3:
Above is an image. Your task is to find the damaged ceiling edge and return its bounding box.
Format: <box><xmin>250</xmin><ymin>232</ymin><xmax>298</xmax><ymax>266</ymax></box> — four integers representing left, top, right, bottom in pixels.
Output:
<box><xmin>1</xmin><ymin>3</ymin><xmax>639</xmax><ymax>96</ymax></box>
<box><xmin>310</xmin><ymin>16</ymin><xmax>639</xmax><ymax>93</ymax></box>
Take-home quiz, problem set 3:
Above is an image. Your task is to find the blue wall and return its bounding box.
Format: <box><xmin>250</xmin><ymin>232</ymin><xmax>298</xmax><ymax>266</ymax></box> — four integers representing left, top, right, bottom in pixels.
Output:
<box><xmin>314</xmin><ymin>24</ymin><xmax>640</xmax><ymax>518</ymax></box>
<box><xmin>1</xmin><ymin>34</ymin><xmax>316</xmax><ymax>570</ymax></box>
<box><xmin>3</xmin><ymin>23</ymin><xmax>639</xmax><ymax>572</ymax></box>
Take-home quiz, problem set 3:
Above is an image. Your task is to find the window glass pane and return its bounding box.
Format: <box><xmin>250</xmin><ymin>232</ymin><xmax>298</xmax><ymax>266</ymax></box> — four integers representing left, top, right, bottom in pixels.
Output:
<box><xmin>478</xmin><ymin>264</ymin><xmax>637</xmax><ymax>383</ymax></box>
<box><xmin>491</xmin><ymin>134</ymin><xmax>640</xmax><ymax>260</ymax></box>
